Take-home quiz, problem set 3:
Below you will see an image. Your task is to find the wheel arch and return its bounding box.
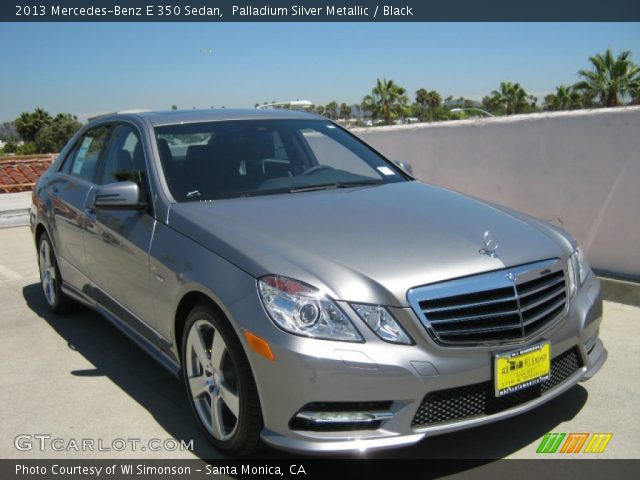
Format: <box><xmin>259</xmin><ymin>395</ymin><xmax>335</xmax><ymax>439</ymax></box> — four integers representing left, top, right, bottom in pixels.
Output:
<box><xmin>34</xmin><ymin>222</ymin><xmax>47</xmax><ymax>245</ymax></box>
<box><xmin>174</xmin><ymin>290</ymin><xmax>237</xmax><ymax>362</ymax></box>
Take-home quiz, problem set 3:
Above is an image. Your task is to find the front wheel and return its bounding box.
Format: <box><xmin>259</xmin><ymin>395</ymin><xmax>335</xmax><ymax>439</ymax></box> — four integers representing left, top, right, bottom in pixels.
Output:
<box><xmin>181</xmin><ymin>304</ymin><xmax>263</xmax><ymax>455</ymax></box>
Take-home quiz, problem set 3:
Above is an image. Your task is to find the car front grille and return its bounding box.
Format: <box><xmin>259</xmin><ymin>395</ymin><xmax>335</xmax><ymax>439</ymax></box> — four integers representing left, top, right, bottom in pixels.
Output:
<box><xmin>407</xmin><ymin>258</ymin><xmax>568</xmax><ymax>345</ymax></box>
<box><xmin>411</xmin><ymin>347</ymin><xmax>583</xmax><ymax>428</ymax></box>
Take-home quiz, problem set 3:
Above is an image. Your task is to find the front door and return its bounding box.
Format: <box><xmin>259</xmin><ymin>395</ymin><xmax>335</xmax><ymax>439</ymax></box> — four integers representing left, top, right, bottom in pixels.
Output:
<box><xmin>83</xmin><ymin>123</ymin><xmax>159</xmax><ymax>335</ymax></box>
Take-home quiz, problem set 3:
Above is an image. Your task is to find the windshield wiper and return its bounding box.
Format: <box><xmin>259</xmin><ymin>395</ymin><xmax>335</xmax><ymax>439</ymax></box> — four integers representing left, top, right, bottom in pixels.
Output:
<box><xmin>288</xmin><ymin>180</ymin><xmax>383</xmax><ymax>193</ymax></box>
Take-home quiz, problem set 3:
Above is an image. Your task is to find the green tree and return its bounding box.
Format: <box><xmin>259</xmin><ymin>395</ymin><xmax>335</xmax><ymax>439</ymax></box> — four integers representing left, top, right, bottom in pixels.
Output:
<box><xmin>15</xmin><ymin>142</ymin><xmax>38</xmax><ymax>155</ymax></box>
<box><xmin>481</xmin><ymin>95</ymin><xmax>499</xmax><ymax>114</ymax></box>
<box><xmin>361</xmin><ymin>78</ymin><xmax>409</xmax><ymax>125</ymax></box>
<box><xmin>0</xmin><ymin>122</ymin><xmax>22</xmax><ymax>144</ymax></box>
<box><xmin>489</xmin><ymin>81</ymin><xmax>530</xmax><ymax>115</ymax></box>
<box><xmin>574</xmin><ymin>48</ymin><xmax>640</xmax><ymax>107</ymax></box>
<box><xmin>316</xmin><ymin>105</ymin><xmax>326</xmax><ymax>116</ymax></box>
<box><xmin>339</xmin><ymin>103</ymin><xmax>352</xmax><ymax>120</ymax></box>
<box><xmin>171</xmin><ymin>104</ymin><xmax>178</xmax><ymax>110</ymax></box>
<box><xmin>415</xmin><ymin>88</ymin><xmax>429</xmax><ymax>121</ymax></box>
<box><xmin>632</xmin><ymin>84</ymin><xmax>640</xmax><ymax>105</ymax></box>
<box><xmin>543</xmin><ymin>85</ymin><xmax>583</xmax><ymax>111</ymax></box>
<box><xmin>324</xmin><ymin>101</ymin><xmax>338</xmax><ymax>120</ymax></box>
<box><xmin>33</xmin><ymin>113</ymin><xmax>81</xmax><ymax>153</ymax></box>
<box><xmin>14</xmin><ymin>108</ymin><xmax>52</xmax><ymax>143</ymax></box>
<box><xmin>463</xmin><ymin>99</ymin><xmax>475</xmax><ymax>109</ymax></box>
<box><xmin>415</xmin><ymin>88</ymin><xmax>442</xmax><ymax>121</ymax></box>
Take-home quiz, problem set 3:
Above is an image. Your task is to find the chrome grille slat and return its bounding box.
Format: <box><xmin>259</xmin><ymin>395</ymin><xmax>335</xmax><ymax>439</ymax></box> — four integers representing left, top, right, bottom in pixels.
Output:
<box><xmin>521</xmin><ymin>298</ymin><xmax>566</xmax><ymax>327</ymax></box>
<box><xmin>519</xmin><ymin>290</ymin><xmax>565</xmax><ymax>313</ymax></box>
<box><xmin>407</xmin><ymin>258</ymin><xmax>568</xmax><ymax>346</ymax></box>
<box><xmin>437</xmin><ymin>323</ymin><xmax>524</xmax><ymax>336</ymax></box>
<box><xmin>429</xmin><ymin>309</ymin><xmax>521</xmax><ymax>325</ymax></box>
<box><xmin>420</xmin><ymin>294</ymin><xmax>516</xmax><ymax>314</ymax></box>
<box><xmin>518</xmin><ymin>275</ymin><xmax>565</xmax><ymax>298</ymax></box>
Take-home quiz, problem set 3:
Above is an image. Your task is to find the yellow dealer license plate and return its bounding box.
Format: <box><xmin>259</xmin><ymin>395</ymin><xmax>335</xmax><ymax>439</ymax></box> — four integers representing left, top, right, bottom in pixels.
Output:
<box><xmin>495</xmin><ymin>342</ymin><xmax>550</xmax><ymax>397</ymax></box>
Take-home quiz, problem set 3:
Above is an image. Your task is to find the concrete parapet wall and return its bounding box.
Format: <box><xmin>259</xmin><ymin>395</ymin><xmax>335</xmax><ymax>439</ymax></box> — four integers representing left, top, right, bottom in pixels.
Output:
<box><xmin>353</xmin><ymin>107</ymin><xmax>640</xmax><ymax>279</ymax></box>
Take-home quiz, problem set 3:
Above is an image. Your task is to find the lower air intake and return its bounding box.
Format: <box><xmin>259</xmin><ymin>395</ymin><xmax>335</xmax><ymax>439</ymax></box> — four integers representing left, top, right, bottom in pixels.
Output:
<box><xmin>411</xmin><ymin>347</ymin><xmax>582</xmax><ymax>427</ymax></box>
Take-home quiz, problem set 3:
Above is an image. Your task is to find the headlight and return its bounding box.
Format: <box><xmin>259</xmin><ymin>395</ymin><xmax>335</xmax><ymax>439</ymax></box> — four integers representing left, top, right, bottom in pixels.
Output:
<box><xmin>574</xmin><ymin>247</ymin><xmax>591</xmax><ymax>285</ymax></box>
<box><xmin>567</xmin><ymin>256</ymin><xmax>577</xmax><ymax>297</ymax></box>
<box><xmin>351</xmin><ymin>304</ymin><xmax>413</xmax><ymax>345</ymax></box>
<box><xmin>258</xmin><ymin>275</ymin><xmax>363</xmax><ymax>342</ymax></box>
<box><xmin>569</xmin><ymin>246</ymin><xmax>591</xmax><ymax>293</ymax></box>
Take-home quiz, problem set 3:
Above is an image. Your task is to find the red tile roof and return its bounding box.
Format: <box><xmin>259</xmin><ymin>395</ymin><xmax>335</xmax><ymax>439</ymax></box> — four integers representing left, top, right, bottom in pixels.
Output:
<box><xmin>0</xmin><ymin>155</ymin><xmax>55</xmax><ymax>193</ymax></box>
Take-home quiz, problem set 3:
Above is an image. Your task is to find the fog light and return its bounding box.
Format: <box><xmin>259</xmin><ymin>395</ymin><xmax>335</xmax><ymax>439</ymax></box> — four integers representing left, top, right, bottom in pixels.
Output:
<box><xmin>296</xmin><ymin>410</ymin><xmax>393</xmax><ymax>424</ymax></box>
<box><xmin>289</xmin><ymin>401</ymin><xmax>394</xmax><ymax>431</ymax></box>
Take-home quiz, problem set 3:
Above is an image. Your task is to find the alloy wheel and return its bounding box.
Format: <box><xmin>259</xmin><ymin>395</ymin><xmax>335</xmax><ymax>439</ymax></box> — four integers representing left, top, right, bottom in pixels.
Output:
<box><xmin>39</xmin><ymin>238</ymin><xmax>57</xmax><ymax>306</ymax></box>
<box><xmin>185</xmin><ymin>319</ymin><xmax>240</xmax><ymax>441</ymax></box>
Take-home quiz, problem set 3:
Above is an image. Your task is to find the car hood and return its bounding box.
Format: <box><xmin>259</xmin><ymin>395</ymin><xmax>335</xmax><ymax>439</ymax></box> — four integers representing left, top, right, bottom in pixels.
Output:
<box><xmin>167</xmin><ymin>181</ymin><xmax>568</xmax><ymax>307</ymax></box>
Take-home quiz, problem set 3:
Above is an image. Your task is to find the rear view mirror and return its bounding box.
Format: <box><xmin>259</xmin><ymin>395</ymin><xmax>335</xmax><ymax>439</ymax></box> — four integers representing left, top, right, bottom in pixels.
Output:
<box><xmin>93</xmin><ymin>181</ymin><xmax>146</xmax><ymax>210</ymax></box>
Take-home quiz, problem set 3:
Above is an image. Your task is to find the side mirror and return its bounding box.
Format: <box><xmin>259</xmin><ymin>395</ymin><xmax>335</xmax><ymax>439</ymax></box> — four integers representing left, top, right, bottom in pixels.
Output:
<box><xmin>393</xmin><ymin>160</ymin><xmax>414</xmax><ymax>175</ymax></box>
<box><xmin>93</xmin><ymin>181</ymin><xmax>147</xmax><ymax>210</ymax></box>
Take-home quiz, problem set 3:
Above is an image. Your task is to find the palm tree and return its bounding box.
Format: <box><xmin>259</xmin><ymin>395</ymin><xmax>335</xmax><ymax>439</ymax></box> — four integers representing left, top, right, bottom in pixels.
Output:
<box><xmin>415</xmin><ymin>88</ymin><xmax>442</xmax><ymax>121</ymax></box>
<box><xmin>574</xmin><ymin>48</ymin><xmax>640</xmax><ymax>107</ymax></box>
<box><xmin>339</xmin><ymin>103</ymin><xmax>352</xmax><ymax>121</ymax></box>
<box><xmin>543</xmin><ymin>85</ymin><xmax>583</xmax><ymax>111</ymax></box>
<box><xmin>489</xmin><ymin>82</ymin><xmax>530</xmax><ymax>115</ymax></box>
<box><xmin>632</xmin><ymin>85</ymin><xmax>640</xmax><ymax>105</ymax></box>
<box><xmin>14</xmin><ymin>107</ymin><xmax>52</xmax><ymax>143</ymax></box>
<box><xmin>324</xmin><ymin>101</ymin><xmax>338</xmax><ymax>120</ymax></box>
<box><xmin>415</xmin><ymin>88</ymin><xmax>429</xmax><ymax>121</ymax></box>
<box><xmin>361</xmin><ymin>78</ymin><xmax>409</xmax><ymax>125</ymax></box>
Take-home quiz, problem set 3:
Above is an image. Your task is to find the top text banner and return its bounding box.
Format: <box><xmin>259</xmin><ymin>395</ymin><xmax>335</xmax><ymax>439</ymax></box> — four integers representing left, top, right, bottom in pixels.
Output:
<box><xmin>4</xmin><ymin>0</ymin><xmax>640</xmax><ymax>22</ymax></box>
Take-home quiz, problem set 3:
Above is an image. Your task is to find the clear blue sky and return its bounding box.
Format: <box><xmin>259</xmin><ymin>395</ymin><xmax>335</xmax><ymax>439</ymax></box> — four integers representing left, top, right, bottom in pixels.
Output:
<box><xmin>1</xmin><ymin>22</ymin><xmax>639</xmax><ymax>122</ymax></box>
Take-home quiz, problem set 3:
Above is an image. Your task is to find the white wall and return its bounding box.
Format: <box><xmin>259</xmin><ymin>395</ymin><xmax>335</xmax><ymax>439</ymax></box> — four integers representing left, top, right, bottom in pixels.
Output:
<box><xmin>353</xmin><ymin>107</ymin><xmax>640</xmax><ymax>279</ymax></box>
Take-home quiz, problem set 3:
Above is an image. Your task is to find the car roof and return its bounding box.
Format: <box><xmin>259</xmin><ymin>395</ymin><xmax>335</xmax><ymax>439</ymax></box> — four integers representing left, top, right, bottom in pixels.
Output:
<box><xmin>92</xmin><ymin>108</ymin><xmax>321</xmax><ymax>127</ymax></box>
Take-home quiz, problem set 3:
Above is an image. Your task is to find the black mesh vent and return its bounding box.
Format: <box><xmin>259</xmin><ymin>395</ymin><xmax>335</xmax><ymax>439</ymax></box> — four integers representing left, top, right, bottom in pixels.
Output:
<box><xmin>411</xmin><ymin>347</ymin><xmax>583</xmax><ymax>427</ymax></box>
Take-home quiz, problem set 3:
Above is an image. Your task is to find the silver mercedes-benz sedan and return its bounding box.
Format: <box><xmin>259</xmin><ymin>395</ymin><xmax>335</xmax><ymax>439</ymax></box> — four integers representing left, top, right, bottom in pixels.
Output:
<box><xmin>30</xmin><ymin>109</ymin><xmax>606</xmax><ymax>455</ymax></box>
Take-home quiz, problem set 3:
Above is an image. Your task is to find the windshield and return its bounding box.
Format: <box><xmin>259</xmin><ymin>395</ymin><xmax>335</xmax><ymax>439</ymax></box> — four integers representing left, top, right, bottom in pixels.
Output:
<box><xmin>154</xmin><ymin>119</ymin><xmax>407</xmax><ymax>201</ymax></box>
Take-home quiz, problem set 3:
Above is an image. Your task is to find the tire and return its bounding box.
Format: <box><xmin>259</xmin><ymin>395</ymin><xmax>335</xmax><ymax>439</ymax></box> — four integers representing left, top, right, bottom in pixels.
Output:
<box><xmin>181</xmin><ymin>303</ymin><xmax>263</xmax><ymax>456</ymax></box>
<box><xmin>37</xmin><ymin>232</ymin><xmax>76</xmax><ymax>313</ymax></box>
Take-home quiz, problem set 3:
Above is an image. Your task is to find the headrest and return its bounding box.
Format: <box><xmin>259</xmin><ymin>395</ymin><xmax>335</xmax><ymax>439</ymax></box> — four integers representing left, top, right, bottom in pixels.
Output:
<box><xmin>116</xmin><ymin>150</ymin><xmax>133</xmax><ymax>171</ymax></box>
<box><xmin>234</xmin><ymin>131</ymin><xmax>275</xmax><ymax>161</ymax></box>
<box><xmin>132</xmin><ymin>143</ymin><xmax>146</xmax><ymax>171</ymax></box>
<box><xmin>157</xmin><ymin>138</ymin><xmax>173</xmax><ymax>163</ymax></box>
<box><xmin>186</xmin><ymin>145</ymin><xmax>211</xmax><ymax>168</ymax></box>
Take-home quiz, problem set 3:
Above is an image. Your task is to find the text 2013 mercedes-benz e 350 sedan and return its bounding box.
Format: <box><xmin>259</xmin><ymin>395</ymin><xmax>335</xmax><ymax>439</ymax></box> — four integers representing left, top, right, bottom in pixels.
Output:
<box><xmin>31</xmin><ymin>109</ymin><xmax>606</xmax><ymax>455</ymax></box>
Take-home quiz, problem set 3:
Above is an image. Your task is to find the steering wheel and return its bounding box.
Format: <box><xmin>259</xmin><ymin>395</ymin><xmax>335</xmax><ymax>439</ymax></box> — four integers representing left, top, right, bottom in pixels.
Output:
<box><xmin>302</xmin><ymin>165</ymin><xmax>335</xmax><ymax>176</ymax></box>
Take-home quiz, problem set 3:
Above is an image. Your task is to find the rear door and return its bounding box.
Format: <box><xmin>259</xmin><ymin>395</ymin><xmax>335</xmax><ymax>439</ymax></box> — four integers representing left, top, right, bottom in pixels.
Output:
<box><xmin>48</xmin><ymin>124</ymin><xmax>111</xmax><ymax>289</ymax></box>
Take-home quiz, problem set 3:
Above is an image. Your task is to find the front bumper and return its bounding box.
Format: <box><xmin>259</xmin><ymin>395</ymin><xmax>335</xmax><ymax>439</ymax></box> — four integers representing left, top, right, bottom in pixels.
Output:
<box><xmin>232</xmin><ymin>273</ymin><xmax>606</xmax><ymax>454</ymax></box>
